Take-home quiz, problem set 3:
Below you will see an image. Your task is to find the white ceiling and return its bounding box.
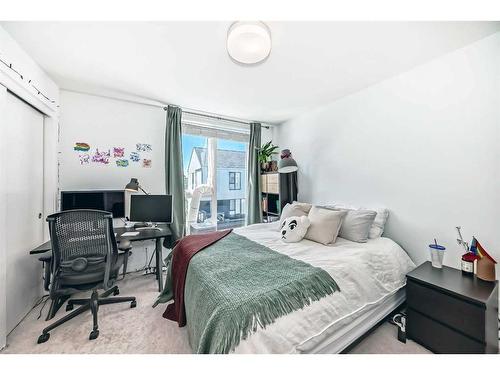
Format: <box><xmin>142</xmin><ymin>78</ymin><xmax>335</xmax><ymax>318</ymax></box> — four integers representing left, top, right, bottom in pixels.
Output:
<box><xmin>2</xmin><ymin>21</ymin><xmax>499</xmax><ymax>123</ymax></box>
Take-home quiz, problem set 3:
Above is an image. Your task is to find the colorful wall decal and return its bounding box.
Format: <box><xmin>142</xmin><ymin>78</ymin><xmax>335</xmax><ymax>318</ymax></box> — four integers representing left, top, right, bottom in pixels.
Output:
<box><xmin>92</xmin><ymin>149</ymin><xmax>111</xmax><ymax>165</ymax></box>
<box><xmin>79</xmin><ymin>153</ymin><xmax>90</xmax><ymax>165</ymax></box>
<box><xmin>75</xmin><ymin>142</ymin><xmax>152</xmax><ymax>168</ymax></box>
<box><xmin>113</xmin><ymin>147</ymin><xmax>125</xmax><ymax>158</ymax></box>
<box><xmin>116</xmin><ymin>159</ymin><xmax>129</xmax><ymax>167</ymax></box>
<box><xmin>130</xmin><ymin>152</ymin><xmax>140</xmax><ymax>162</ymax></box>
<box><xmin>74</xmin><ymin>142</ymin><xmax>90</xmax><ymax>151</ymax></box>
<box><xmin>136</xmin><ymin>143</ymin><xmax>152</xmax><ymax>152</ymax></box>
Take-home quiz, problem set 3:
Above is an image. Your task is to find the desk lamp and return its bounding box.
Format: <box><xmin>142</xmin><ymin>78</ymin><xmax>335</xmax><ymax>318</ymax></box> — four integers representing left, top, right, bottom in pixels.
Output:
<box><xmin>125</xmin><ymin>178</ymin><xmax>150</xmax><ymax>195</ymax></box>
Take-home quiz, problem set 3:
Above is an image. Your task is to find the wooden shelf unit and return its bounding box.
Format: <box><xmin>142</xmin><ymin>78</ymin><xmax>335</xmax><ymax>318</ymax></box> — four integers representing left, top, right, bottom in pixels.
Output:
<box><xmin>260</xmin><ymin>172</ymin><xmax>297</xmax><ymax>223</ymax></box>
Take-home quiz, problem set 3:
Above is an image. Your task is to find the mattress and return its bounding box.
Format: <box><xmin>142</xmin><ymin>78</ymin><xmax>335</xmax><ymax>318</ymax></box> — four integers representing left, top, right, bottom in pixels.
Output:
<box><xmin>231</xmin><ymin>222</ymin><xmax>415</xmax><ymax>354</ymax></box>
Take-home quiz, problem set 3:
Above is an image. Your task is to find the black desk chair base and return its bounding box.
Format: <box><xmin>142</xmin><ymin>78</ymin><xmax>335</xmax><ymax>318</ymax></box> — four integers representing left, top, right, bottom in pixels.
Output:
<box><xmin>37</xmin><ymin>286</ymin><xmax>136</xmax><ymax>344</ymax></box>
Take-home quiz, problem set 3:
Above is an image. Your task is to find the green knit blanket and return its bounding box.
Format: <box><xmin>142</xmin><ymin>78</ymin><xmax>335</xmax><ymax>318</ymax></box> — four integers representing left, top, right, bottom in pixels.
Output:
<box><xmin>156</xmin><ymin>232</ymin><xmax>340</xmax><ymax>354</ymax></box>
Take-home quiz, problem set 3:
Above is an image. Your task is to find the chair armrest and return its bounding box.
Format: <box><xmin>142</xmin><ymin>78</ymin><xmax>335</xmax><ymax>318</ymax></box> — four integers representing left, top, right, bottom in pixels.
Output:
<box><xmin>39</xmin><ymin>254</ymin><xmax>52</xmax><ymax>262</ymax></box>
<box><xmin>117</xmin><ymin>240</ymin><xmax>132</xmax><ymax>278</ymax></box>
<box><xmin>118</xmin><ymin>240</ymin><xmax>132</xmax><ymax>252</ymax></box>
<box><xmin>163</xmin><ymin>236</ymin><xmax>175</xmax><ymax>249</ymax></box>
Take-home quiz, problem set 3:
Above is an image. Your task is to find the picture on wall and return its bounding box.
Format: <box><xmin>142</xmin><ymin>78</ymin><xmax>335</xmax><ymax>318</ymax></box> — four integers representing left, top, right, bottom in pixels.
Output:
<box><xmin>116</xmin><ymin>159</ymin><xmax>129</xmax><ymax>167</ymax></box>
<box><xmin>136</xmin><ymin>143</ymin><xmax>152</xmax><ymax>152</ymax></box>
<box><xmin>79</xmin><ymin>154</ymin><xmax>90</xmax><ymax>165</ymax></box>
<box><xmin>73</xmin><ymin>142</ymin><xmax>153</xmax><ymax>168</ymax></box>
<box><xmin>130</xmin><ymin>152</ymin><xmax>140</xmax><ymax>162</ymax></box>
<box><xmin>113</xmin><ymin>147</ymin><xmax>125</xmax><ymax>158</ymax></box>
<box><xmin>92</xmin><ymin>149</ymin><xmax>111</xmax><ymax>165</ymax></box>
<box><xmin>73</xmin><ymin>142</ymin><xmax>90</xmax><ymax>151</ymax></box>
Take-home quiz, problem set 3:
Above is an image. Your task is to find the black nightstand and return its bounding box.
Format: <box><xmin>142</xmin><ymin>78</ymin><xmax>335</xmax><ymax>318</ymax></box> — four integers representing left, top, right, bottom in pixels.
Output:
<box><xmin>406</xmin><ymin>262</ymin><xmax>498</xmax><ymax>354</ymax></box>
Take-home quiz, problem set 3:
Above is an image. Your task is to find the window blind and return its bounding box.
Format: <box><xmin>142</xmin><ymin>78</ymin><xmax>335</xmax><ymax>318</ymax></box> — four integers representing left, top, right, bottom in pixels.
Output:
<box><xmin>182</xmin><ymin>112</ymin><xmax>250</xmax><ymax>143</ymax></box>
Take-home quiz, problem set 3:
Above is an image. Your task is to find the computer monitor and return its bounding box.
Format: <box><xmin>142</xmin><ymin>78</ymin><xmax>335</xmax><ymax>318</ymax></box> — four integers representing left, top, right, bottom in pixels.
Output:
<box><xmin>61</xmin><ymin>190</ymin><xmax>125</xmax><ymax>218</ymax></box>
<box><xmin>130</xmin><ymin>195</ymin><xmax>172</xmax><ymax>224</ymax></box>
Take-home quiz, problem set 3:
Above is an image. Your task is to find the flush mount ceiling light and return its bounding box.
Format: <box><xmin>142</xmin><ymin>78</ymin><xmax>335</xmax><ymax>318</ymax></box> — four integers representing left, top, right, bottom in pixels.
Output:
<box><xmin>227</xmin><ymin>21</ymin><xmax>272</xmax><ymax>65</ymax></box>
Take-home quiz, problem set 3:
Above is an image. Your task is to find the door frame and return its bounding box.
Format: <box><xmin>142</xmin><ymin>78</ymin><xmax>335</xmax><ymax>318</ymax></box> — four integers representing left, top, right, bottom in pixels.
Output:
<box><xmin>0</xmin><ymin>85</ymin><xmax>8</xmax><ymax>350</ymax></box>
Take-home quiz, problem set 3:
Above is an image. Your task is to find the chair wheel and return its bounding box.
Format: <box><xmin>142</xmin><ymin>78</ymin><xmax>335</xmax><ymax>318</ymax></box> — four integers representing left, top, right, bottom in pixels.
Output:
<box><xmin>113</xmin><ymin>288</ymin><xmax>120</xmax><ymax>296</ymax></box>
<box><xmin>66</xmin><ymin>303</ymin><xmax>74</xmax><ymax>311</ymax></box>
<box><xmin>89</xmin><ymin>330</ymin><xmax>99</xmax><ymax>340</ymax></box>
<box><xmin>37</xmin><ymin>333</ymin><xmax>50</xmax><ymax>344</ymax></box>
<box><xmin>130</xmin><ymin>301</ymin><xmax>137</xmax><ymax>308</ymax></box>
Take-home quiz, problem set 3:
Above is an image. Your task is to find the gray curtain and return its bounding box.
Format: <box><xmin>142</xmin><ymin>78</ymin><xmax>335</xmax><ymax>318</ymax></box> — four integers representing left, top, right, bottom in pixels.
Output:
<box><xmin>165</xmin><ymin>106</ymin><xmax>185</xmax><ymax>241</ymax></box>
<box><xmin>247</xmin><ymin>122</ymin><xmax>262</xmax><ymax>225</ymax></box>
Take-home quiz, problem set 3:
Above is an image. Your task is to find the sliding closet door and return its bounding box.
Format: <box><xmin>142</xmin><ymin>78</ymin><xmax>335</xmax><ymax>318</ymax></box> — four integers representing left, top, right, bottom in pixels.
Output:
<box><xmin>4</xmin><ymin>92</ymin><xmax>44</xmax><ymax>333</ymax></box>
<box><xmin>0</xmin><ymin>86</ymin><xmax>7</xmax><ymax>349</ymax></box>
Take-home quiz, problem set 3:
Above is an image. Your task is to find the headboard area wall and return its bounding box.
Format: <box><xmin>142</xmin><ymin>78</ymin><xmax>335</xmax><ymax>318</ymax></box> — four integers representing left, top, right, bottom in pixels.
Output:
<box><xmin>275</xmin><ymin>32</ymin><xmax>500</xmax><ymax>270</ymax></box>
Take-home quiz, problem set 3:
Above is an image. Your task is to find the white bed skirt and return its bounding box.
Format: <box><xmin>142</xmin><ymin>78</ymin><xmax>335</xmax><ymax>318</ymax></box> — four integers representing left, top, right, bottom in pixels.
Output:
<box><xmin>306</xmin><ymin>288</ymin><xmax>406</xmax><ymax>353</ymax></box>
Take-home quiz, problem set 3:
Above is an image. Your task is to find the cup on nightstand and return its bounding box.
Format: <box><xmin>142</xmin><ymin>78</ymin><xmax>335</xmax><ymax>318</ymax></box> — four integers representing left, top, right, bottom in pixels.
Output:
<box><xmin>429</xmin><ymin>243</ymin><xmax>446</xmax><ymax>268</ymax></box>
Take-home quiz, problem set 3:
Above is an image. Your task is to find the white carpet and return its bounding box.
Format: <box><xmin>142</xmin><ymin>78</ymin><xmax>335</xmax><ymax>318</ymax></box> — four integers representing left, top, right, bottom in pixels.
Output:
<box><xmin>1</xmin><ymin>271</ymin><xmax>430</xmax><ymax>354</ymax></box>
<box><xmin>347</xmin><ymin>322</ymin><xmax>431</xmax><ymax>354</ymax></box>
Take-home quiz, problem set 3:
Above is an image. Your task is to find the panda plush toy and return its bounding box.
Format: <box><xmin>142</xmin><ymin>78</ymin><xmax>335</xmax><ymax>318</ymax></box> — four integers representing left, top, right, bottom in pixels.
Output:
<box><xmin>280</xmin><ymin>216</ymin><xmax>311</xmax><ymax>243</ymax></box>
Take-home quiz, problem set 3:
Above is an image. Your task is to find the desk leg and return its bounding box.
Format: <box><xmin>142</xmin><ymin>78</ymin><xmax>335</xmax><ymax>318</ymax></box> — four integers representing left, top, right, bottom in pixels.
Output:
<box><xmin>46</xmin><ymin>295</ymin><xmax>70</xmax><ymax>321</ymax></box>
<box><xmin>155</xmin><ymin>238</ymin><xmax>163</xmax><ymax>292</ymax></box>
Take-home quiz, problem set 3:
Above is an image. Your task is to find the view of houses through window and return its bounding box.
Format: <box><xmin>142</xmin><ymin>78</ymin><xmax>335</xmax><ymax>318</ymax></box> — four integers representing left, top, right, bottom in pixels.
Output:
<box><xmin>228</xmin><ymin>172</ymin><xmax>241</xmax><ymax>190</ymax></box>
<box><xmin>183</xmin><ymin>130</ymin><xmax>248</xmax><ymax>233</ymax></box>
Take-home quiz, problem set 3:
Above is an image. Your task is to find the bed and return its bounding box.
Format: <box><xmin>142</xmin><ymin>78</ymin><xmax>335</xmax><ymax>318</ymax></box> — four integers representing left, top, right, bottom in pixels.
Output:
<box><xmin>170</xmin><ymin>221</ymin><xmax>415</xmax><ymax>354</ymax></box>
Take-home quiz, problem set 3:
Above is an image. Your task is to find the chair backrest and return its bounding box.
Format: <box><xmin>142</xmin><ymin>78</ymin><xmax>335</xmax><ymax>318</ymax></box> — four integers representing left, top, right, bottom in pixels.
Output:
<box><xmin>47</xmin><ymin>210</ymin><xmax>117</xmax><ymax>289</ymax></box>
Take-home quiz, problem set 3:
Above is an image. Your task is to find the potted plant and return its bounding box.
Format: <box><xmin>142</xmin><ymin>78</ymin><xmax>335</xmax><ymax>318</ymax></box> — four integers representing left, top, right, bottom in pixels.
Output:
<box><xmin>258</xmin><ymin>141</ymin><xmax>279</xmax><ymax>172</ymax></box>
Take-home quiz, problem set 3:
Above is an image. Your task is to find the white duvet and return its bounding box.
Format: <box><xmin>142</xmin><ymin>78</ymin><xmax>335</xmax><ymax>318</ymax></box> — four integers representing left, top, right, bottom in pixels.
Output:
<box><xmin>231</xmin><ymin>222</ymin><xmax>415</xmax><ymax>353</ymax></box>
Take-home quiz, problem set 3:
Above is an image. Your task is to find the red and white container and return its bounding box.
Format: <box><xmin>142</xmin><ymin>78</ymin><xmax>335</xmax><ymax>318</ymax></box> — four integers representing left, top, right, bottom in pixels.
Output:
<box><xmin>461</xmin><ymin>252</ymin><xmax>478</xmax><ymax>276</ymax></box>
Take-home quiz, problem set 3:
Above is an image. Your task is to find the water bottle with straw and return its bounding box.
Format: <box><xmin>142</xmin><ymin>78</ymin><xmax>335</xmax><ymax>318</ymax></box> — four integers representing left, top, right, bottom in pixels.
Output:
<box><xmin>429</xmin><ymin>238</ymin><xmax>446</xmax><ymax>268</ymax></box>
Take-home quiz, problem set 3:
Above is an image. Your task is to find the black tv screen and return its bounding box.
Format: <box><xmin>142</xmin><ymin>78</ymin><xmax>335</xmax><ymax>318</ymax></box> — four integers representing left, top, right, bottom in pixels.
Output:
<box><xmin>61</xmin><ymin>190</ymin><xmax>125</xmax><ymax>218</ymax></box>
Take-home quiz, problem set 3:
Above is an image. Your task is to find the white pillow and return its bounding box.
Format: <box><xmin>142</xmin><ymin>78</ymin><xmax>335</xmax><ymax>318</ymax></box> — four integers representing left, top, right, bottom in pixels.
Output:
<box><xmin>329</xmin><ymin>203</ymin><xmax>389</xmax><ymax>239</ymax></box>
<box><xmin>279</xmin><ymin>202</ymin><xmax>311</xmax><ymax>227</ymax></box>
<box><xmin>367</xmin><ymin>208</ymin><xmax>389</xmax><ymax>238</ymax></box>
<box><xmin>304</xmin><ymin>206</ymin><xmax>347</xmax><ymax>245</ymax></box>
<box><xmin>280</xmin><ymin>216</ymin><xmax>311</xmax><ymax>243</ymax></box>
<box><xmin>291</xmin><ymin>201</ymin><xmax>312</xmax><ymax>213</ymax></box>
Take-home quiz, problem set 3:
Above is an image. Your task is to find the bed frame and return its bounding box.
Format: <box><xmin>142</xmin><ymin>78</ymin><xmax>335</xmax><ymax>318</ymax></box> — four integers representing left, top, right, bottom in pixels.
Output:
<box><xmin>305</xmin><ymin>288</ymin><xmax>406</xmax><ymax>353</ymax></box>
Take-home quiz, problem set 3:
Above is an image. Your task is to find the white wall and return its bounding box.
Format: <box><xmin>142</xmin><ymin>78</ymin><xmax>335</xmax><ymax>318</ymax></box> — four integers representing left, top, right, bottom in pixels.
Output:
<box><xmin>261</xmin><ymin>126</ymin><xmax>274</xmax><ymax>145</ymax></box>
<box><xmin>276</xmin><ymin>32</ymin><xmax>500</xmax><ymax>270</ymax></box>
<box><xmin>59</xmin><ymin>90</ymin><xmax>165</xmax><ymax>194</ymax></box>
<box><xmin>0</xmin><ymin>26</ymin><xmax>59</xmax><ymax>115</ymax></box>
<box><xmin>59</xmin><ymin>90</ymin><xmax>167</xmax><ymax>271</ymax></box>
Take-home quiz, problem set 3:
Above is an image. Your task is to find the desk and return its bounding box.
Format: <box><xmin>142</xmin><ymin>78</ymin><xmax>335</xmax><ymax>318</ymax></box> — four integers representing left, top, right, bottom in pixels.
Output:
<box><xmin>30</xmin><ymin>225</ymin><xmax>172</xmax><ymax>292</ymax></box>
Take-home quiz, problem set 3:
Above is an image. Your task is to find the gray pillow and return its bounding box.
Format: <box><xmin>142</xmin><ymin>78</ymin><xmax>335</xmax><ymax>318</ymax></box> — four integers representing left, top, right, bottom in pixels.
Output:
<box><xmin>336</xmin><ymin>209</ymin><xmax>377</xmax><ymax>243</ymax></box>
<box><xmin>304</xmin><ymin>206</ymin><xmax>347</xmax><ymax>245</ymax></box>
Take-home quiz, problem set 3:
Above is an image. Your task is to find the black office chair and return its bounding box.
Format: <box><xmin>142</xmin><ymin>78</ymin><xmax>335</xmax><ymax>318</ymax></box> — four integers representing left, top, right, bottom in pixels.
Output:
<box><xmin>37</xmin><ymin>210</ymin><xmax>136</xmax><ymax>344</ymax></box>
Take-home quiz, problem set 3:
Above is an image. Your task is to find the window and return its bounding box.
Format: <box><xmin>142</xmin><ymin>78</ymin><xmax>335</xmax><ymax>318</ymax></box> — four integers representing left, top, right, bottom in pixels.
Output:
<box><xmin>229</xmin><ymin>199</ymin><xmax>243</xmax><ymax>216</ymax></box>
<box><xmin>229</xmin><ymin>172</ymin><xmax>241</xmax><ymax>190</ymax></box>
<box><xmin>182</xmin><ymin>116</ymin><xmax>249</xmax><ymax>232</ymax></box>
